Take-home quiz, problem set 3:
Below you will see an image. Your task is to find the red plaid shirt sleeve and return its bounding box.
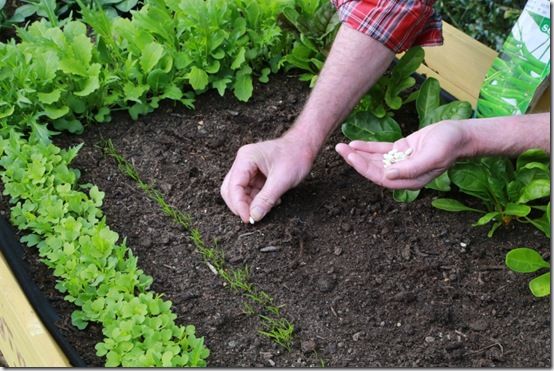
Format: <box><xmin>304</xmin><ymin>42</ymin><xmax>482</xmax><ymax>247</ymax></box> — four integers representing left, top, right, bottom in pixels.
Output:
<box><xmin>331</xmin><ymin>0</ymin><xmax>443</xmax><ymax>53</ymax></box>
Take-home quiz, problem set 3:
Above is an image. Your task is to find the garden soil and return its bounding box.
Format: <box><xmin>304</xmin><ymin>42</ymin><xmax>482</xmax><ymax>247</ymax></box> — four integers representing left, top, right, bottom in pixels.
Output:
<box><xmin>4</xmin><ymin>74</ymin><xmax>550</xmax><ymax>367</ymax></box>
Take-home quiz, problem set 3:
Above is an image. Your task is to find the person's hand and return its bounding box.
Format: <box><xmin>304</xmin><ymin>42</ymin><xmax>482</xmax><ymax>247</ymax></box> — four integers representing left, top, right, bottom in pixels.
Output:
<box><xmin>221</xmin><ymin>135</ymin><xmax>316</xmax><ymax>223</ymax></box>
<box><xmin>335</xmin><ymin>120</ymin><xmax>471</xmax><ymax>189</ymax></box>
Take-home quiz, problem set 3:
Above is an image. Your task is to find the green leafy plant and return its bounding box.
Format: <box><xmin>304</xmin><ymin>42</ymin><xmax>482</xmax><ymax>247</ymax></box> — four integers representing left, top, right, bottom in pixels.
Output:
<box><xmin>0</xmin><ymin>0</ymin><xmax>294</xmax><ymax>137</ymax></box>
<box><xmin>433</xmin><ymin>149</ymin><xmax>550</xmax><ymax>237</ymax></box>
<box><xmin>3</xmin><ymin>0</ymin><xmax>140</xmax><ymax>30</ymax></box>
<box><xmin>0</xmin><ymin>131</ymin><xmax>209</xmax><ymax>366</ymax></box>
<box><xmin>102</xmin><ymin>139</ymin><xmax>295</xmax><ymax>351</ymax></box>
<box><xmin>342</xmin><ymin>76</ymin><xmax>472</xmax><ymax>203</ymax></box>
<box><xmin>355</xmin><ymin>46</ymin><xmax>425</xmax><ymax>118</ymax></box>
<box><xmin>505</xmin><ymin>247</ymin><xmax>550</xmax><ymax>297</ymax></box>
<box><xmin>279</xmin><ymin>0</ymin><xmax>339</xmax><ymax>86</ymax></box>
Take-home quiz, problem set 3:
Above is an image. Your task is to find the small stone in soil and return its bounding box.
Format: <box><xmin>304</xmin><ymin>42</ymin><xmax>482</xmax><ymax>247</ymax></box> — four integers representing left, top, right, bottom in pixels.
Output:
<box><xmin>341</xmin><ymin>222</ymin><xmax>352</xmax><ymax>232</ymax></box>
<box><xmin>260</xmin><ymin>245</ymin><xmax>281</xmax><ymax>253</ymax></box>
<box><xmin>301</xmin><ymin>339</ymin><xmax>317</xmax><ymax>353</ymax></box>
<box><xmin>425</xmin><ymin>336</ymin><xmax>435</xmax><ymax>343</ymax></box>
<box><xmin>317</xmin><ymin>275</ymin><xmax>337</xmax><ymax>293</ymax></box>
<box><xmin>445</xmin><ymin>342</ymin><xmax>463</xmax><ymax>351</ymax></box>
<box><xmin>352</xmin><ymin>331</ymin><xmax>364</xmax><ymax>341</ymax></box>
<box><xmin>468</xmin><ymin>319</ymin><xmax>488</xmax><ymax>331</ymax></box>
<box><xmin>140</xmin><ymin>237</ymin><xmax>152</xmax><ymax>248</ymax></box>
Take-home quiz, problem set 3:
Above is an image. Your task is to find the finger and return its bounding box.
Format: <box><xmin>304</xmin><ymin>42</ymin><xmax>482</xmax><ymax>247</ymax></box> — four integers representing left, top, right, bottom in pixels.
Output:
<box><xmin>335</xmin><ymin>142</ymin><xmax>356</xmax><ymax>161</ymax></box>
<box><xmin>249</xmin><ymin>171</ymin><xmax>290</xmax><ymax>222</ymax></box>
<box><xmin>346</xmin><ymin>151</ymin><xmax>384</xmax><ymax>184</ymax></box>
<box><xmin>220</xmin><ymin>172</ymin><xmax>239</xmax><ymax>216</ymax></box>
<box><xmin>226</xmin><ymin>161</ymin><xmax>259</xmax><ymax>223</ymax></box>
<box><xmin>348</xmin><ymin>141</ymin><xmax>393</xmax><ymax>153</ymax></box>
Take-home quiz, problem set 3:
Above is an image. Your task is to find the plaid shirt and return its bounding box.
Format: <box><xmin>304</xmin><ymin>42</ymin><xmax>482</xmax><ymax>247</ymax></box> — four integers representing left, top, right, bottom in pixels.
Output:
<box><xmin>331</xmin><ymin>0</ymin><xmax>443</xmax><ymax>53</ymax></box>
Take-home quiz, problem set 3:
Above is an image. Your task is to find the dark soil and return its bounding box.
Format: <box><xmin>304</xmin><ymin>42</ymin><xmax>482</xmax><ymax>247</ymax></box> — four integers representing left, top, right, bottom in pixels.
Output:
<box><xmin>5</xmin><ymin>74</ymin><xmax>550</xmax><ymax>367</ymax></box>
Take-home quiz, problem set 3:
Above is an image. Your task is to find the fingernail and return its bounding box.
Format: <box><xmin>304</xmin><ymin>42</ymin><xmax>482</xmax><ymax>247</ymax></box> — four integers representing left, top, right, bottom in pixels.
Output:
<box><xmin>385</xmin><ymin>168</ymin><xmax>399</xmax><ymax>179</ymax></box>
<box><xmin>250</xmin><ymin>206</ymin><xmax>265</xmax><ymax>222</ymax></box>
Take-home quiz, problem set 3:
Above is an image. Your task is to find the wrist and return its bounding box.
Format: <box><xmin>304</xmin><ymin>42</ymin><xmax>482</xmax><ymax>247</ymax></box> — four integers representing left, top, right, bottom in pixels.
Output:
<box><xmin>282</xmin><ymin>122</ymin><xmax>324</xmax><ymax>163</ymax></box>
<box><xmin>456</xmin><ymin>119</ymin><xmax>482</xmax><ymax>158</ymax></box>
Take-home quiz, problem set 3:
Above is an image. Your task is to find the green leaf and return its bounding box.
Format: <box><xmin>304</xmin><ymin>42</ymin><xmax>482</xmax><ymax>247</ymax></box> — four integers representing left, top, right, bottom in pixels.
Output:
<box><xmin>393</xmin><ymin>189</ymin><xmax>420</xmax><ymax>203</ymax></box>
<box><xmin>123</xmin><ymin>82</ymin><xmax>148</xmax><ymax>103</ymax></box>
<box><xmin>425</xmin><ymin>172</ymin><xmax>451</xmax><ymax>191</ymax></box>
<box><xmin>147</xmin><ymin>69</ymin><xmax>170</xmax><ymax>91</ymax></box>
<box><xmin>392</xmin><ymin>46</ymin><xmax>424</xmax><ymax>79</ymax></box>
<box><xmin>233</xmin><ymin>74</ymin><xmax>253</xmax><ymax>102</ymax></box>
<box><xmin>529</xmin><ymin>272</ymin><xmax>550</xmax><ymax>297</ymax></box>
<box><xmin>341</xmin><ymin>111</ymin><xmax>402</xmax><ymax>142</ymax></box>
<box><xmin>187</xmin><ymin>67</ymin><xmax>209</xmax><ymax>91</ymax></box>
<box><xmin>75</xmin><ymin>64</ymin><xmax>101</xmax><ymax>96</ymax></box>
<box><xmin>432</xmin><ymin>198</ymin><xmax>483</xmax><ymax>213</ymax></box>
<box><xmin>0</xmin><ymin>104</ymin><xmax>15</xmax><ymax>119</ymax></box>
<box><xmin>450</xmin><ymin>161</ymin><xmax>491</xmax><ymax>201</ymax></box>
<box><xmin>416</xmin><ymin>77</ymin><xmax>440</xmax><ymax>122</ymax></box>
<box><xmin>503</xmin><ymin>203</ymin><xmax>531</xmax><ymax>217</ymax></box>
<box><xmin>212</xmin><ymin>77</ymin><xmax>232</xmax><ymax>96</ymax></box>
<box><xmin>421</xmin><ymin>101</ymin><xmax>473</xmax><ymax>127</ymax></box>
<box><xmin>487</xmin><ymin>221</ymin><xmax>503</xmax><ymax>237</ymax></box>
<box><xmin>9</xmin><ymin>4</ymin><xmax>37</xmax><ymax>22</ymax></box>
<box><xmin>516</xmin><ymin>149</ymin><xmax>549</xmax><ymax>171</ymax></box>
<box><xmin>38</xmin><ymin>89</ymin><xmax>62</xmax><ymax>105</ymax></box>
<box><xmin>204</xmin><ymin>60</ymin><xmax>220</xmax><ymax>74</ymax></box>
<box><xmin>506</xmin><ymin>248</ymin><xmax>550</xmax><ymax>273</ymax></box>
<box><xmin>141</xmin><ymin>42</ymin><xmax>164</xmax><ymax>73</ymax></box>
<box><xmin>43</xmin><ymin>105</ymin><xmax>70</xmax><ymax>120</ymax></box>
<box><xmin>473</xmin><ymin>211</ymin><xmax>500</xmax><ymax>226</ymax></box>
<box><xmin>115</xmin><ymin>0</ymin><xmax>138</xmax><ymax>12</ymax></box>
<box><xmin>231</xmin><ymin>47</ymin><xmax>246</xmax><ymax>70</ymax></box>
<box><xmin>259</xmin><ymin>68</ymin><xmax>271</xmax><ymax>83</ymax></box>
<box><xmin>385</xmin><ymin>76</ymin><xmax>415</xmax><ymax>110</ymax></box>
<box><xmin>517</xmin><ymin>179</ymin><xmax>550</xmax><ymax>204</ymax></box>
<box><xmin>53</xmin><ymin>119</ymin><xmax>84</xmax><ymax>134</ymax></box>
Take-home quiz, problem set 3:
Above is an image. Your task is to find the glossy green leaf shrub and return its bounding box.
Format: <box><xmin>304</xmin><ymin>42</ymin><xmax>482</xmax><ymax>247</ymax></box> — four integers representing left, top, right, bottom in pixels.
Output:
<box><xmin>0</xmin><ymin>131</ymin><xmax>209</xmax><ymax>366</ymax></box>
<box><xmin>433</xmin><ymin>150</ymin><xmax>550</xmax><ymax>237</ymax></box>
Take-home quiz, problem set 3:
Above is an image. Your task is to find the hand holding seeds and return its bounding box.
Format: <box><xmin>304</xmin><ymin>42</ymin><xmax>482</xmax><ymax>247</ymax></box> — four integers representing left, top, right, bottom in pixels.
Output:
<box><xmin>335</xmin><ymin>120</ymin><xmax>469</xmax><ymax>190</ymax></box>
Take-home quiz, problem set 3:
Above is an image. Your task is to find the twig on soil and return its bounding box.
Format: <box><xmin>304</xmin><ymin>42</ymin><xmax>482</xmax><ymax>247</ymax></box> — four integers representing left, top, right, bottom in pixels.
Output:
<box><xmin>477</xmin><ymin>265</ymin><xmax>505</xmax><ymax>271</ymax></box>
<box><xmin>463</xmin><ymin>342</ymin><xmax>504</xmax><ymax>357</ymax></box>
<box><xmin>238</xmin><ymin>231</ymin><xmax>257</xmax><ymax>239</ymax></box>
<box><xmin>163</xmin><ymin>263</ymin><xmax>176</xmax><ymax>270</ymax></box>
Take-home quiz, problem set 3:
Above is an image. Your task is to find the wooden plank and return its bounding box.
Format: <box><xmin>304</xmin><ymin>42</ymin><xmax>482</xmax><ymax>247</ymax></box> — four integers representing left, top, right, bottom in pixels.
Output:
<box><xmin>418</xmin><ymin>22</ymin><xmax>498</xmax><ymax>107</ymax></box>
<box><xmin>531</xmin><ymin>87</ymin><xmax>551</xmax><ymax>113</ymax></box>
<box><xmin>0</xmin><ymin>251</ymin><xmax>70</xmax><ymax>367</ymax></box>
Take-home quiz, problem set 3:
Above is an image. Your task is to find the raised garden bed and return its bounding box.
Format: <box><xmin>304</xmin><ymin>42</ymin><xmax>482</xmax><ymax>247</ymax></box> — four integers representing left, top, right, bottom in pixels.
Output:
<box><xmin>1</xmin><ymin>73</ymin><xmax>549</xmax><ymax>367</ymax></box>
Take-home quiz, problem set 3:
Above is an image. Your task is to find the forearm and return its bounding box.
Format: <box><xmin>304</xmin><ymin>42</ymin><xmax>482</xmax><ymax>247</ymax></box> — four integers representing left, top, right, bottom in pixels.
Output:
<box><xmin>461</xmin><ymin>113</ymin><xmax>550</xmax><ymax>157</ymax></box>
<box><xmin>284</xmin><ymin>24</ymin><xmax>395</xmax><ymax>159</ymax></box>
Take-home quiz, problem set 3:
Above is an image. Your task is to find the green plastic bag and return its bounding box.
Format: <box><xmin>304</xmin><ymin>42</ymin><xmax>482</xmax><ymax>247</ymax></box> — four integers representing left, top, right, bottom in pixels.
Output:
<box><xmin>477</xmin><ymin>0</ymin><xmax>550</xmax><ymax>117</ymax></box>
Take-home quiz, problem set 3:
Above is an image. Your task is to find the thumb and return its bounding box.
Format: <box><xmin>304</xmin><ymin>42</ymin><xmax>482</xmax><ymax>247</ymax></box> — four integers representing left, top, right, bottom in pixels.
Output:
<box><xmin>249</xmin><ymin>174</ymin><xmax>290</xmax><ymax>223</ymax></box>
